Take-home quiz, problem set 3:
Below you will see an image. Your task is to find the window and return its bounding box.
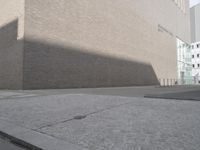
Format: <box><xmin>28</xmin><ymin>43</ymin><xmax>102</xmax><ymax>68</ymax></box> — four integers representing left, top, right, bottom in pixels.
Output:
<box><xmin>192</xmin><ymin>55</ymin><xmax>194</xmax><ymax>58</ymax></box>
<box><xmin>198</xmin><ymin>64</ymin><xmax>200</xmax><ymax>68</ymax></box>
<box><xmin>193</xmin><ymin>64</ymin><xmax>195</xmax><ymax>68</ymax></box>
<box><xmin>197</xmin><ymin>54</ymin><xmax>200</xmax><ymax>58</ymax></box>
<box><xmin>197</xmin><ymin>44</ymin><xmax>199</xmax><ymax>48</ymax></box>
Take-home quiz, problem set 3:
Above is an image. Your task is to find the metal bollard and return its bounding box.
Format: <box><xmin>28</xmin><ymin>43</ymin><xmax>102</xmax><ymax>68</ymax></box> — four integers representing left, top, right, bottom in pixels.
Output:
<box><xmin>167</xmin><ymin>79</ymin><xmax>169</xmax><ymax>87</ymax></box>
<box><xmin>163</xmin><ymin>79</ymin><xmax>165</xmax><ymax>87</ymax></box>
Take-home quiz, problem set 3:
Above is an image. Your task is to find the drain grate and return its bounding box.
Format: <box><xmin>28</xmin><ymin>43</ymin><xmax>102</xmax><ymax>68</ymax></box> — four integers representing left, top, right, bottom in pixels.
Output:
<box><xmin>73</xmin><ymin>115</ymin><xmax>87</xmax><ymax>120</ymax></box>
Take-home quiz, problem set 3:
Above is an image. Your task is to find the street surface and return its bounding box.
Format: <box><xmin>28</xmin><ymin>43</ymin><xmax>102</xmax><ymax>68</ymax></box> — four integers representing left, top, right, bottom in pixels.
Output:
<box><xmin>0</xmin><ymin>85</ymin><xmax>200</xmax><ymax>150</ymax></box>
<box><xmin>0</xmin><ymin>138</ymin><xmax>25</xmax><ymax>150</ymax></box>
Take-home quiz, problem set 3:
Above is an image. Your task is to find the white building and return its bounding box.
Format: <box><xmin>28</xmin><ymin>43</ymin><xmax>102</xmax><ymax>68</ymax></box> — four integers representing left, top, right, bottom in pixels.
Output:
<box><xmin>191</xmin><ymin>42</ymin><xmax>200</xmax><ymax>84</ymax></box>
<box><xmin>190</xmin><ymin>3</ymin><xmax>200</xmax><ymax>84</ymax></box>
<box><xmin>190</xmin><ymin>3</ymin><xmax>200</xmax><ymax>43</ymax></box>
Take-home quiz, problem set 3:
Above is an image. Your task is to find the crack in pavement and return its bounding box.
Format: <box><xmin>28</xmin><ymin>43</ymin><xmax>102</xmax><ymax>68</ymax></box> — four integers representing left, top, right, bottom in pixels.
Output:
<box><xmin>37</xmin><ymin>100</ymin><xmax>136</xmax><ymax>130</ymax></box>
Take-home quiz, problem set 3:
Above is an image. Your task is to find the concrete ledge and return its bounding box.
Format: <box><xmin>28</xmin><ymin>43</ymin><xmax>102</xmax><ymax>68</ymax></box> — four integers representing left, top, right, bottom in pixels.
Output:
<box><xmin>0</xmin><ymin>130</ymin><xmax>42</xmax><ymax>150</ymax></box>
<box><xmin>0</xmin><ymin>119</ymin><xmax>87</xmax><ymax>150</ymax></box>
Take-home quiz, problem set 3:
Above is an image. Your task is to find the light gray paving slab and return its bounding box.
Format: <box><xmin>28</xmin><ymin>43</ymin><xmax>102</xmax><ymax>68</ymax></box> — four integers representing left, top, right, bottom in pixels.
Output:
<box><xmin>0</xmin><ymin>94</ymin><xmax>133</xmax><ymax>129</ymax></box>
<box><xmin>39</xmin><ymin>98</ymin><xmax>200</xmax><ymax>150</ymax></box>
<box><xmin>16</xmin><ymin>129</ymin><xmax>88</xmax><ymax>150</ymax></box>
<box><xmin>1</xmin><ymin>92</ymin><xmax>200</xmax><ymax>150</ymax></box>
<box><xmin>0</xmin><ymin>119</ymin><xmax>29</xmax><ymax>136</ymax></box>
<box><xmin>0</xmin><ymin>119</ymin><xmax>87</xmax><ymax>150</ymax></box>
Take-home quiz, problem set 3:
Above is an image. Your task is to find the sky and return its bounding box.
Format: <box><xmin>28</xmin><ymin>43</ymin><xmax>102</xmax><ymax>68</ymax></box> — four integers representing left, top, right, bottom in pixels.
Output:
<box><xmin>190</xmin><ymin>0</ymin><xmax>200</xmax><ymax>7</ymax></box>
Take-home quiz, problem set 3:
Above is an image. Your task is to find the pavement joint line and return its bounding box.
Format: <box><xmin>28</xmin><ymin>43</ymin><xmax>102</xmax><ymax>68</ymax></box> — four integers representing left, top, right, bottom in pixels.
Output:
<box><xmin>37</xmin><ymin>100</ymin><xmax>136</xmax><ymax>130</ymax></box>
<box><xmin>37</xmin><ymin>118</ymin><xmax>75</xmax><ymax>129</ymax></box>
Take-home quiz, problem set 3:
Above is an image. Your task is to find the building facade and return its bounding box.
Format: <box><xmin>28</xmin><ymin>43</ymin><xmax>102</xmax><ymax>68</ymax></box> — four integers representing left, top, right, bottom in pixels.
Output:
<box><xmin>0</xmin><ymin>0</ymin><xmax>191</xmax><ymax>89</ymax></box>
<box><xmin>191</xmin><ymin>42</ymin><xmax>200</xmax><ymax>84</ymax></box>
<box><xmin>190</xmin><ymin>3</ymin><xmax>200</xmax><ymax>84</ymax></box>
<box><xmin>190</xmin><ymin>3</ymin><xmax>200</xmax><ymax>43</ymax></box>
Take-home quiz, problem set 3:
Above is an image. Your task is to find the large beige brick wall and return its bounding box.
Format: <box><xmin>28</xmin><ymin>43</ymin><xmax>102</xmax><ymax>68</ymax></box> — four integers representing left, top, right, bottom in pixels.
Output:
<box><xmin>133</xmin><ymin>0</ymin><xmax>191</xmax><ymax>43</ymax></box>
<box><xmin>22</xmin><ymin>0</ymin><xmax>191</xmax><ymax>89</ymax></box>
<box><xmin>0</xmin><ymin>0</ymin><xmax>24</xmax><ymax>89</ymax></box>
<box><xmin>0</xmin><ymin>0</ymin><xmax>191</xmax><ymax>89</ymax></box>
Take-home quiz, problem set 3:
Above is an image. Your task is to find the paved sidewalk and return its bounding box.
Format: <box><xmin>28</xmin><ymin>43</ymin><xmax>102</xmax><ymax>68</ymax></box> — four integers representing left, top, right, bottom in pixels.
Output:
<box><xmin>1</xmin><ymin>85</ymin><xmax>200</xmax><ymax>99</ymax></box>
<box><xmin>0</xmin><ymin>90</ymin><xmax>200</xmax><ymax>150</ymax></box>
<box><xmin>0</xmin><ymin>137</ymin><xmax>26</xmax><ymax>150</ymax></box>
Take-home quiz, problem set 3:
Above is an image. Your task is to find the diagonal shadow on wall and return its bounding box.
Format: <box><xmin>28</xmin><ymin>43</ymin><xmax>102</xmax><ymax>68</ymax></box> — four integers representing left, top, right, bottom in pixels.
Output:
<box><xmin>0</xmin><ymin>20</ymin><xmax>160</xmax><ymax>90</ymax></box>
<box><xmin>0</xmin><ymin>19</ymin><xmax>18</xmax><ymax>50</ymax></box>
<box><xmin>0</xmin><ymin>19</ymin><xmax>24</xmax><ymax>89</ymax></box>
<box><xmin>23</xmin><ymin>39</ymin><xmax>159</xmax><ymax>89</ymax></box>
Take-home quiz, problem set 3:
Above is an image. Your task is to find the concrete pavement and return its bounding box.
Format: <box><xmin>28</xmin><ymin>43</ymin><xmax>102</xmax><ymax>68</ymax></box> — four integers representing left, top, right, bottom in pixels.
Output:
<box><xmin>1</xmin><ymin>85</ymin><xmax>200</xmax><ymax>99</ymax></box>
<box><xmin>0</xmin><ymin>86</ymin><xmax>200</xmax><ymax>150</ymax></box>
<box><xmin>0</xmin><ymin>137</ymin><xmax>26</xmax><ymax>150</ymax></box>
<box><xmin>145</xmin><ymin>89</ymin><xmax>200</xmax><ymax>100</ymax></box>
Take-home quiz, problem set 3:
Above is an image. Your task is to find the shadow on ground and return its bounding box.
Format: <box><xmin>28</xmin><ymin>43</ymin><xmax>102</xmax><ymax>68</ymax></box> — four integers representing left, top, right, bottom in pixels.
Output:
<box><xmin>145</xmin><ymin>89</ymin><xmax>200</xmax><ymax>101</ymax></box>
